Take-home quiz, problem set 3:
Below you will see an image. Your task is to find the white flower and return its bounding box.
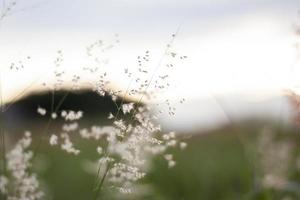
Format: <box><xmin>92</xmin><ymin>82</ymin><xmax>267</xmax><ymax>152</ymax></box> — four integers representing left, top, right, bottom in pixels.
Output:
<box><xmin>79</xmin><ymin>126</ymin><xmax>118</xmax><ymax>140</ymax></box>
<box><xmin>166</xmin><ymin>139</ymin><xmax>177</xmax><ymax>147</ymax></box>
<box><xmin>112</xmin><ymin>95</ymin><xmax>117</xmax><ymax>102</ymax></box>
<box><xmin>62</xmin><ymin>122</ymin><xmax>79</xmax><ymax>132</ymax></box>
<box><xmin>60</xmin><ymin>133</ymin><xmax>80</xmax><ymax>155</ymax></box>
<box><xmin>51</xmin><ymin>112</ymin><xmax>57</xmax><ymax>119</ymax></box>
<box><xmin>108</xmin><ymin>113</ymin><xmax>114</xmax><ymax>119</ymax></box>
<box><xmin>168</xmin><ymin>160</ymin><xmax>176</xmax><ymax>168</ymax></box>
<box><xmin>162</xmin><ymin>134</ymin><xmax>170</xmax><ymax>140</ymax></box>
<box><xmin>49</xmin><ymin>134</ymin><xmax>58</xmax><ymax>145</ymax></box>
<box><xmin>96</xmin><ymin>146</ymin><xmax>103</xmax><ymax>154</ymax></box>
<box><xmin>122</xmin><ymin>103</ymin><xmax>134</xmax><ymax>114</ymax></box>
<box><xmin>0</xmin><ymin>176</ymin><xmax>8</xmax><ymax>194</ymax></box>
<box><xmin>164</xmin><ymin>154</ymin><xmax>173</xmax><ymax>161</ymax></box>
<box><xmin>61</xmin><ymin>110</ymin><xmax>67</xmax><ymax>117</ymax></box>
<box><xmin>62</xmin><ymin>110</ymin><xmax>83</xmax><ymax>121</ymax></box>
<box><xmin>169</xmin><ymin>132</ymin><xmax>175</xmax><ymax>138</ymax></box>
<box><xmin>180</xmin><ymin>142</ymin><xmax>187</xmax><ymax>149</ymax></box>
<box><xmin>37</xmin><ymin>106</ymin><xmax>46</xmax><ymax>116</ymax></box>
<box><xmin>4</xmin><ymin>132</ymin><xmax>44</xmax><ymax>199</ymax></box>
<box><xmin>119</xmin><ymin>187</ymin><xmax>132</xmax><ymax>194</ymax></box>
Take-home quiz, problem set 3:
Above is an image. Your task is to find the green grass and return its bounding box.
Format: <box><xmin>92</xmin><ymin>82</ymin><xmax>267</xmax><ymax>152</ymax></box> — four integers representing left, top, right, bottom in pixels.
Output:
<box><xmin>25</xmin><ymin>123</ymin><xmax>300</xmax><ymax>200</ymax></box>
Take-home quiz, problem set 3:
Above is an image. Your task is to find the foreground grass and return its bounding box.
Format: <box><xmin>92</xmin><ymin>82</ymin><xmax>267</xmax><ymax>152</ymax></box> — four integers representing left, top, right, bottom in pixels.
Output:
<box><xmin>27</xmin><ymin>121</ymin><xmax>300</xmax><ymax>200</ymax></box>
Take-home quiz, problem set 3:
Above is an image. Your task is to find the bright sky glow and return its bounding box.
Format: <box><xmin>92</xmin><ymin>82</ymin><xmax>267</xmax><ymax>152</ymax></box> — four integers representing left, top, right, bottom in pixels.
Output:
<box><xmin>0</xmin><ymin>0</ymin><xmax>300</xmax><ymax>104</ymax></box>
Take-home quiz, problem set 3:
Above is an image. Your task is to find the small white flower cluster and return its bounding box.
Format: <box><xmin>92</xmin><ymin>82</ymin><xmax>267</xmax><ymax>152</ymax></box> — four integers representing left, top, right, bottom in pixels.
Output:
<box><xmin>113</xmin><ymin>120</ymin><xmax>127</xmax><ymax>132</ymax></box>
<box><xmin>119</xmin><ymin>187</ymin><xmax>132</xmax><ymax>194</ymax></box>
<box><xmin>61</xmin><ymin>110</ymin><xmax>83</xmax><ymax>121</ymax></box>
<box><xmin>93</xmin><ymin>72</ymin><xmax>110</xmax><ymax>97</ymax></box>
<box><xmin>48</xmin><ymin>110</ymin><xmax>83</xmax><ymax>155</ymax></box>
<box><xmin>162</xmin><ymin>132</ymin><xmax>187</xmax><ymax>150</ymax></box>
<box><xmin>108</xmin><ymin>113</ymin><xmax>114</xmax><ymax>119</ymax></box>
<box><xmin>62</xmin><ymin>122</ymin><xmax>78</xmax><ymax>132</ymax></box>
<box><xmin>50</xmin><ymin>112</ymin><xmax>57</xmax><ymax>119</ymax></box>
<box><xmin>37</xmin><ymin>106</ymin><xmax>46</xmax><ymax>116</ymax></box>
<box><xmin>49</xmin><ymin>134</ymin><xmax>58</xmax><ymax>146</ymax></box>
<box><xmin>79</xmin><ymin>126</ymin><xmax>119</xmax><ymax>140</ymax></box>
<box><xmin>96</xmin><ymin>146</ymin><xmax>103</xmax><ymax>154</ymax></box>
<box><xmin>60</xmin><ymin>133</ymin><xmax>80</xmax><ymax>155</ymax></box>
<box><xmin>258</xmin><ymin>128</ymin><xmax>292</xmax><ymax>190</ymax></box>
<box><xmin>89</xmin><ymin>105</ymin><xmax>187</xmax><ymax>194</ymax></box>
<box><xmin>109</xmin><ymin>163</ymin><xmax>146</xmax><ymax>182</ymax></box>
<box><xmin>164</xmin><ymin>154</ymin><xmax>176</xmax><ymax>168</ymax></box>
<box><xmin>122</xmin><ymin>103</ymin><xmax>134</xmax><ymax>114</ymax></box>
<box><xmin>0</xmin><ymin>132</ymin><xmax>44</xmax><ymax>200</ymax></box>
<box><xmin>0</xmin><ymin>176</ymin><xmax>8</xmax><ymax>194</ymax></box>
<box><xmin>49</xmin><ymin>132</ymin><xmax>80</xmax><ymax>155</ymax></box>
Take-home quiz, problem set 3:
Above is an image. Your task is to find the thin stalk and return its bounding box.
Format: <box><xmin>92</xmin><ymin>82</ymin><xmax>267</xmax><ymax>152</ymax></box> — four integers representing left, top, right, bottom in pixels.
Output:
<box><xmin>51</xmin><ymin>90</ymin><xmax>55</xmax><ymax>113</ymax></box>
<box><xmin>115</xmin><ymin>24</ymin><xmax>182</xmax><ymax>122</ymax></box>
<box><xmin>33</xmin><ymin>92</ymin><xmax>69</xmax><ymax>156</ymax></box>
<box><xmin>92</xmin><ymin>148</ymin><xmax>110</xmax><ymax>191</ymax></box>
<box><xmin>210</xmin><ymin>94</ymin><xmax>259</xmax><ymax>194</ymax></box>
<box><xmin>0</xmin><ymin>66</ymin><xmax>7</xmax><ymax>200</ymax></box>
<box><xmin>54</xmin><ymin>92</ymin><xmax>69</xmax><ymax>113</ymax></box>
<box><xmin>127</xmin><ymin>24</ymin><xmax>182</xmax><ymax>123</ymax></box>
<box><xmin>93</xmin><ymin>162</ymin><xmax>103</xmax><ymax>190</ymax></box>
<box><xmin>0</xmin><ymin>117</ymin><xmax>5</xmax><ymax>174</ymax></box>
<box><xmin>93</xmin><ymin>162</ymin><xmax>111</xmax><ymax>200</ymax></box>
<box><xmin>0</xmin><ymin>71</ymin><xmax>5</xmax><ymax>175</ymax></box>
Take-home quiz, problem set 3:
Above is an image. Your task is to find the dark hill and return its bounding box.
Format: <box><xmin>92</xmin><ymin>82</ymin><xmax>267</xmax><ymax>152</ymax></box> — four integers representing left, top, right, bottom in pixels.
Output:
<box><xmin>2</xmin><ymin>90</ymin><xmax>131</xmax><ymax>133</ymax></box>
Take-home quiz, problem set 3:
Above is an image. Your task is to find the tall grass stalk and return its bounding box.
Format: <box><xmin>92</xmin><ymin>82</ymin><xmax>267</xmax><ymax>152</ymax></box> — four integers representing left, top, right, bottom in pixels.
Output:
<box><xmin>93</xmin><ymin>162</ymin><xmax>112</xmax><ymax>200</ymax></box>
<box><xmin>211</xmin><ymin>94</ymin><xmax>260</xmax><ymax>195</ymax></box>
<box><xmin>92</xmin><ymin>26</ymin><xmax>182</xmax><ymax>199</ymax></box>
<box><xmin>0</xmin><ymin>71</ymin><xmax>7</xmax><ymax>200</ymax></box>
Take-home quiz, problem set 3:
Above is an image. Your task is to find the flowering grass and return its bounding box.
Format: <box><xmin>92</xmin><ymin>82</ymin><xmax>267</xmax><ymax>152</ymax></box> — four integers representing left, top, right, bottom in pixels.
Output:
<box><xmin>3</xmin><ymin>120</ymin><xmax>298</xmax><ymax>200</ymax></box>
<box><xmin>0</xmin><ymin>26</ymin><xmax>190</xmax><ymax>199</ymax></box>
<box><xmin>1</xmin><ymin>3</ymin><xmax>300</xmax><ymax>199</ymax></box>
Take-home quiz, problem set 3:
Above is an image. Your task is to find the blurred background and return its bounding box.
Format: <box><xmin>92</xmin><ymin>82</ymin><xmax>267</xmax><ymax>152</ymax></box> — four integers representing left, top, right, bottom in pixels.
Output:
<box><xmin>2</xmin><ymin>0</ymin><xmax>300</xmax><ymax>199</ymax></box>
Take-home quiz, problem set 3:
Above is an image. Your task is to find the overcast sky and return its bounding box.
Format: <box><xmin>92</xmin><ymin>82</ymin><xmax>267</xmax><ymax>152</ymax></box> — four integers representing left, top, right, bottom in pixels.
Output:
<box><xmin>1</xmin><ymin>0</ymin><xmax>300</xmax><ymax>103</ymax></box>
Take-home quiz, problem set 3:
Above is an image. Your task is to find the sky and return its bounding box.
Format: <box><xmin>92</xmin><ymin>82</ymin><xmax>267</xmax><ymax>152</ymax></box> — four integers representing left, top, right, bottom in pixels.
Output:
<box><xmin>1</xmin><ymin>0</ymin><xmax>300</xmax><ymax>130</ymax></box>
